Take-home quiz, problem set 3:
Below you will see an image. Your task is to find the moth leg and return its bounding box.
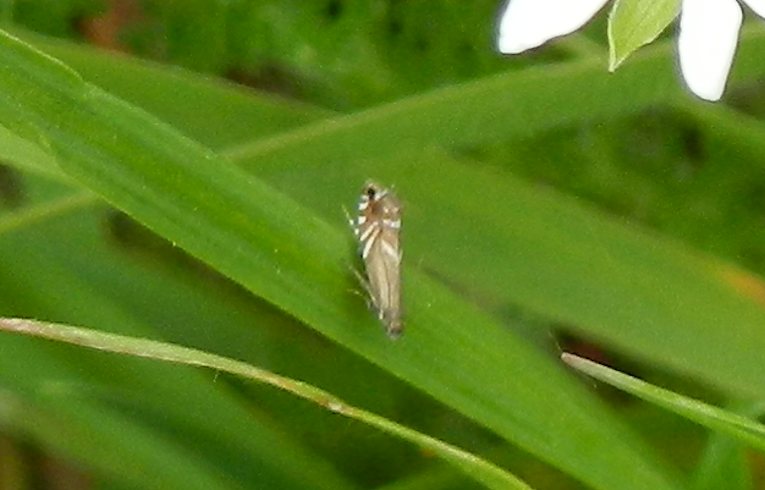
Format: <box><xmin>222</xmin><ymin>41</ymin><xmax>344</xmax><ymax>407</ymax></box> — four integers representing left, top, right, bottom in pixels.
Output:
<box><xmin>346</xmin><ymin>286</ymin><xmax>371</xmax><ymax>308</ymax></box>
<box><xmin>347</xmin><ymin>265</ymin><xmax>376</xmax><ymax>311</ymax></box>
<box><xmin>349</xmin><ymin>265</ymin><xmax>371</xmax><ymax>295</ymax></box>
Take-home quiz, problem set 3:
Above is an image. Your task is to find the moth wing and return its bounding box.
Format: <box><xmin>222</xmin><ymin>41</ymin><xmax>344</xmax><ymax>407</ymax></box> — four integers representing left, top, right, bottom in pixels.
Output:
<box><xmin>363</xmin><ymin>226</ymin><xmax>401</xmax><ymax>320</ymax></box>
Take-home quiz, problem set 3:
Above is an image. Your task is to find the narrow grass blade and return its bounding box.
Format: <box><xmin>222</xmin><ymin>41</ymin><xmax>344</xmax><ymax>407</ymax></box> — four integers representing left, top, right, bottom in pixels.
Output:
<box><xmin>562</xmin><ymin>353</ymin><xmax>765</xmax><ymax>453</ymax></box>
<box><xmin>0</xmin><ymin>318</ymin><xmax>530</xmax><ymax>490</ymax></box>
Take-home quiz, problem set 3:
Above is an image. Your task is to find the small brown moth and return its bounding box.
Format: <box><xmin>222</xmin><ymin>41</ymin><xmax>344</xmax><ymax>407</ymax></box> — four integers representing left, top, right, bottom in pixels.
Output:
<box><xmin>355</xmin><ymin>181</ymin><xmax>403</xmax><ymax>338</ymax></box>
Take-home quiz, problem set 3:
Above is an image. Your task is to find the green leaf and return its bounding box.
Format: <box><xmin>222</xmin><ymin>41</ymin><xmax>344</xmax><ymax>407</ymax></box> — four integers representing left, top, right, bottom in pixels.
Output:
<box><xmin>6</xmin><ymin>19</ymin><xmax>765</xmax><ymax>490</ymax></box>
<box><xmin>5</xmin><ymin>27</ymin><xmax>333</xmax><ymax>149</ymax></box>
<box><xmin>563</xmin><ymin>354</ymin><xmax>765</xmax><ymax>453</ymax></box>
<box><xmin>608</xmin><ymin>0</ymin><xmax>681</xmax><ymax>70</ymax></box>
<box><xmin>0</xmin><ymin>318</ymin><xmax>530</xmax><ymax>490</ymax></box>
<box><xmin>8</xmin><ymin>26</ymin><xmax>765</xmax><ymax>178</ymax></box>
<box><xmin>0</xmin><ymin>28</ymin><xmax>682</xmax><ymax>490</ymax></box>
<box><xmin>16</xmin><ymin>30</ymin><xmax>765</xmax><ymax>407</ymax></box>
<box><xmin>221</xmin><ymin>33</ymin><xmax>765</xmax><ymax>404</ymax></box>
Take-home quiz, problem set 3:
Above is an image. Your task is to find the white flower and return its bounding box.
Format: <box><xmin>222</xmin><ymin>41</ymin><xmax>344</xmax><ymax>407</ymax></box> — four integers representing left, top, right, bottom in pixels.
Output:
<box><xmin>497</xmin><ymin>0</ymin><xmax>765</xmax><ymax>101</ymax></box>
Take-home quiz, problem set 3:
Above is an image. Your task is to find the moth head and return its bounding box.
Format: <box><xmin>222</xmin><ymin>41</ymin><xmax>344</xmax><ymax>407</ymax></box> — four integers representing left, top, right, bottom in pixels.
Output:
<box><xmin>361</xmin><ymin>181</ymin><xmax>400</xmax><ymax>217</ymax></box>
<box><xmin>362</xmin><ymin>181</ymin><xmax>383</xmax><ymax>200</ymax></box>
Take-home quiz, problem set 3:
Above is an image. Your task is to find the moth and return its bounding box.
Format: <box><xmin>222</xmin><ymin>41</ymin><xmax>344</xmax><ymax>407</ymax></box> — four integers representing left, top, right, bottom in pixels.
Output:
<box><xmin>354</xmin><ymin>181</ymin><xmax>403</xmax><ymax>338</ymax></box>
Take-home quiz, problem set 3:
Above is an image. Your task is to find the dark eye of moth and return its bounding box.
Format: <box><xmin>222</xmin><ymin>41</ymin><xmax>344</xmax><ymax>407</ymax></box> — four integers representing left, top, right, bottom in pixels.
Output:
<box><xmin>366</xmin><ymin>187</ymin><xmax>376</xmax><ymax>198</ymax></box>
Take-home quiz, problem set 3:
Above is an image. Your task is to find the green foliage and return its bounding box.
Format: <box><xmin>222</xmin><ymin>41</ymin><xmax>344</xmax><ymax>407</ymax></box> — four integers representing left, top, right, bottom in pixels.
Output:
<box><xmin>608</xmin><ymin>0</ymin><xmax>680</xmax><ymax>70</ymax></box>
<box><xmin>0</xmin><ymin>3</ymin><xmax>764</xmax><ymax>490</ymax></box>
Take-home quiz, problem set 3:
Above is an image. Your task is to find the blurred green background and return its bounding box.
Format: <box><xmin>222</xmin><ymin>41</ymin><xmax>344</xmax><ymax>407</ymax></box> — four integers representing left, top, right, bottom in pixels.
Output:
<box><xmin>1</xmin><ymin>1</ymin><xmax>765</xmax><ymax>489</ymax></box>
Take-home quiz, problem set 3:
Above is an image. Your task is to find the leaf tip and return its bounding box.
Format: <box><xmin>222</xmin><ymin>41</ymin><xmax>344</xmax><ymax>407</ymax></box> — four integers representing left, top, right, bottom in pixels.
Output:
<box><xmin>560</xmin><ymin>352</ymin><xmax>578</xmax><ymax>365</ymax></box>
<box><xmin>561</xmin><ymin>352</ymin><xmax>593</xmax><ymax>374</ymax></box>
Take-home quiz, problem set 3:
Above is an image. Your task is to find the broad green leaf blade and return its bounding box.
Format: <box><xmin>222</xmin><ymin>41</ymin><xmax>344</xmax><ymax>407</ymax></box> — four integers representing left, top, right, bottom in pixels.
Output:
<box><xmin>17</xmin><ymin>28</ymin><xmax>765</xmax><ymax>407</ymax></box>
<box><xmin>249</xmin><ymin>143</ymin><xmax>765</xmax><ymax>402</ymax></box>
<box><xmin>0</xmin><ymin>318</ymin><xmax>530</xmax><ymax>490</ymax></box>
<box><xmin>562</xmin><ymin>354</ymin><xmax>765</xmax><ymax>452</ymax></box>
<box><xmin>0</xmin><ymin>29</ymin><xmax>682</xmax><ymax>490</ymax></box>
<box><xmin>5</xmin><ymin>28</ymin><xmax>333</xmax><ymax>150</ymax></box>
<box><xmin>608</xmin><ymin>0</ymin><xmax>680</xmax><ymax>70</ymax></box>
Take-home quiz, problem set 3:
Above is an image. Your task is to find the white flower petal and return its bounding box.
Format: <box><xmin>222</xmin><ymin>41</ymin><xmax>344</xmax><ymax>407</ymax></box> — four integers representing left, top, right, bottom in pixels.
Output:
<box><xmin>742</xmin><ymin>0</ymin><xmax>765</xmax><ymax>18</ymax></box>
<box><xmin>497</xmin><ymin>0</ymin><xmax>609</xmax><ymax>54</ymax></box>
<box><xmin>678</xmin><ymin>0</ymin><xmax>742</xmax><ymax>101</ymax></box>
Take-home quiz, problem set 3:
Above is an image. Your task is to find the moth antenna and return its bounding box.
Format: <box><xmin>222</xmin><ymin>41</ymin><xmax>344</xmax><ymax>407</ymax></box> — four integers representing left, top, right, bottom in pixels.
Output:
<box><xmin>342</xmin><ymin>205</ymin><xmax>355</xmax><ymax>231</ymax></box>
<box><xmin>348</xmin><ymin>265</ymin><xmax>372</xmax><ymax>296</ymax></box>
